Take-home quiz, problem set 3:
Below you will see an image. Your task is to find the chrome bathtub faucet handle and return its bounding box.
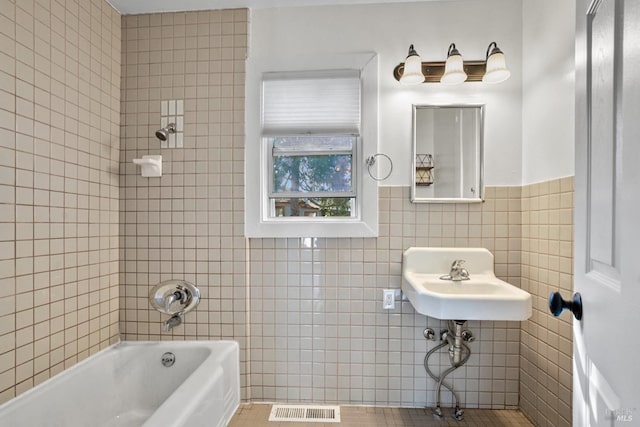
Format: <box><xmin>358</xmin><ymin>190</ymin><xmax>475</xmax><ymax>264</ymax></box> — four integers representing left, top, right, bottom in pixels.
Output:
<box><xmin>165</xmin><ymin>290</ymin><xmax>185</xmax><ymax>311</ymax></box>
<box><xmin>149</xmin><ymin>280</ymin><xmax>201</xmax><ymax>332</ymax></box>
<box><xmin>165</xmin><ymin>289</ymin><xmax>188</xmax><ymax>313</ymax></box>
<box><xmin>165</xmin><ymin>291</ymin><xmax>179</xmax><ymax>312</ymax></box>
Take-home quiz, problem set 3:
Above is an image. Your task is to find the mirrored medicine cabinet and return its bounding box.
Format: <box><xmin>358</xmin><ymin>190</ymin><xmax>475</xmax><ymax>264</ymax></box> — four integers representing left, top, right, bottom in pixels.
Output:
<box><xmin>411</xmin><ymin>105</ymin><xmax>484</xmax><ymax>203</ymax></box>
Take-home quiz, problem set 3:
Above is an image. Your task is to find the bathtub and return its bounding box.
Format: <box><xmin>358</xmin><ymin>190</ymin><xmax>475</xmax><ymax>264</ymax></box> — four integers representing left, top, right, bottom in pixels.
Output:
<box><xmin>0</xmin><ymin>341</ymin><xmax>240</xmax><ymax>427</ymax></box>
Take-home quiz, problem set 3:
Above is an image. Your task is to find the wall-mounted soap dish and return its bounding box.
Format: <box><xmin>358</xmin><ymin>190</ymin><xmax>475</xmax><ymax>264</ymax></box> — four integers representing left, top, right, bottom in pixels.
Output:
<box><xmin>133</xmin><ymin>155</ymin><xmax>162</xmax><ymax>177</ymax></box>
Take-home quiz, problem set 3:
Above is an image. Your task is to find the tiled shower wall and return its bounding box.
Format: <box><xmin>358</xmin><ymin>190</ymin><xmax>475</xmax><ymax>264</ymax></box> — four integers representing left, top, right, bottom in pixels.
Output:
<box><xmin>118</xmin><ymin>8</ymin><xmax>249</xmax><ymax>393</ymax></box>
<box><xmin>520</xmin><ymin>177</ymin><xmax>574</xmax><ymax>427</ymax></box>
<box><xmin>0</xmin><ymin>0</ymin><xmax>121</xmax><ymax>403</ymax></box>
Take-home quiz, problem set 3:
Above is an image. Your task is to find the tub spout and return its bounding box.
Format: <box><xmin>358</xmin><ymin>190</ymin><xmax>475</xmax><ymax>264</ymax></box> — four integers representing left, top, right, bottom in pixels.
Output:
<box><xmin>163</xmin><ymin>313</ymin><xmax>183</xmax><ymax>332</ymax></box>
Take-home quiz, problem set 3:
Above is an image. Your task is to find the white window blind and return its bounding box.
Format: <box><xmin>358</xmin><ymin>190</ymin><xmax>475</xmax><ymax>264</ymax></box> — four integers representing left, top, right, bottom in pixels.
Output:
<box><xmin>262</xmin><ymin>70</ymin><xmax>361</xmax><ymax>136</ymax></box>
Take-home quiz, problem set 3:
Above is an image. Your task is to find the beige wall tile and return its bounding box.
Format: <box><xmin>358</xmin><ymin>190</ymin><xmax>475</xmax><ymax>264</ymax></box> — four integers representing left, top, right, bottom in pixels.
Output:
<box><xmin>519</xmin><ymin>177</ymin><xmax>573</xmax><ymax>426</ymax></box>
<box><xmin>0</xmin><ymin>0</ymin><xmax>120</xmax><ymax>403</ymax></box>
<box><xmin>119</xmin><ymin>8</ymin><xmax>249</xmax><ymax>397</ymax></box>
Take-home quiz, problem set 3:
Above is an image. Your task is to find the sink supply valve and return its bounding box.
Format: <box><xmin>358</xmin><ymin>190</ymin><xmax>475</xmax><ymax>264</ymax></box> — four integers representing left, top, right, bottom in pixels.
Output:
<box><xmin>423</xmin><ymin>328</ymin><xmax>435</xmax><ymax>340</ymax></box>
<box><xmin>149</xmin><ymin>280</ymin><xmax>201</xmax><ymax>332</ymax></box>
<box><xmin>461</xmin><ymin>330</ymin><xmax>475</xmax><ymax>342</ymax></box>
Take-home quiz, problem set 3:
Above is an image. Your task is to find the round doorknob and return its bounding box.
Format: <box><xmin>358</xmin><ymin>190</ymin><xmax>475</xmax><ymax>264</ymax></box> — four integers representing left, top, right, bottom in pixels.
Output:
<box><xmin>549</xmin><ymin>291</ymin><xmax>582</xmax><ymax>321</ymax></box>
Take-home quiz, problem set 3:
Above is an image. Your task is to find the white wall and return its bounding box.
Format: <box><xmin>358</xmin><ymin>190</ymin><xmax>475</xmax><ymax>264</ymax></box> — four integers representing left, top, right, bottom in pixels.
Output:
<box><xmin>249</xmin><ymin>0</ymin><xmax>523</xmax><ymax>186</ymax></box>
<box><xmin>522</xmin><ymin>0</ymin><xmax>575</xmax><ymax>184</ymax></box>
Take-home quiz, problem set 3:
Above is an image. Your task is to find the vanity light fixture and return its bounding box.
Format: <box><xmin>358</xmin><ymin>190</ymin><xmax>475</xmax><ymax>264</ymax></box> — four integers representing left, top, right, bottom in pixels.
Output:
<box><xmin>399</xmin><ymin>44</ymin><xmax>426</xmax><ymax>85</ymax></box>
<box><xmin>393</xmin><ymin>41</ymin><xmax>511</xmax><ymax>85</ymax></box>
<box><xmin>482</xmin><ymin>41</ymin><xmax>511</xmax><ymax>83</ymax></box>
<box><xmin>441</xmin><ymin>43</ymin><xmax>467</xmax><ymax>85</ymax></box>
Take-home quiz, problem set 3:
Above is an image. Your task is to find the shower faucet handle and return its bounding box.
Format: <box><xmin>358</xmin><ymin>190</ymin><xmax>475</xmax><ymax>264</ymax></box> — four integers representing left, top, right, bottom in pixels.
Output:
<box><xmin>149</xmin><ymin>280</ymin><xmax>200</xmax><ymax>316</ymax></box>
<box><xmin>165</xmin><ymin>289</ymin><xmax>187</xmax><ymax>313</ymax></box>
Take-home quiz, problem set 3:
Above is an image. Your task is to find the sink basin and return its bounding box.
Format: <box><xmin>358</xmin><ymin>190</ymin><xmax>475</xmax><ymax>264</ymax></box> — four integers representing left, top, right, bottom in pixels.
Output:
<box><xmin>402</xmin><ymin>247</ymin><xmax>532</xmax><ymax>321</ymax></box>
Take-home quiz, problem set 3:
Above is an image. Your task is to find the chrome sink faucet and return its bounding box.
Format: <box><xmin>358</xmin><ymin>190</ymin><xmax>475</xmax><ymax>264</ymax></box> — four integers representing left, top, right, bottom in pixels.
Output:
<box><xmin>440</xmin><ymin>260</ymin><xmax>470</xmax><ymax>281</ymax></box>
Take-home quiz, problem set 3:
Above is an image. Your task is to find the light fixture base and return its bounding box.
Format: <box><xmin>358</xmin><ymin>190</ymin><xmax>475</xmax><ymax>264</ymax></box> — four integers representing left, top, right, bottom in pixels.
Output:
<box><xmin>393</xmin><ymin>60</ymin><xmax>486</xmax><ymax>83</ymax></box>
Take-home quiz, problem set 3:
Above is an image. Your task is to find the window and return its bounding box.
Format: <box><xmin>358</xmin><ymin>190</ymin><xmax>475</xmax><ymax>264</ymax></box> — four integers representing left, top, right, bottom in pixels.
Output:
<box><xmin>245</xmin><ymin>54</ymin><xmax>378</xmax><ymax>238</ymax></box>
<box><xmin>262</xmin><ymin>70</ymin><xmax>360</xmax><ymax>220</ymax></box>
<box><xmin>270</xmin><ymin>135</ymin><xmax>356</xmax><ymax>218</ymax></box>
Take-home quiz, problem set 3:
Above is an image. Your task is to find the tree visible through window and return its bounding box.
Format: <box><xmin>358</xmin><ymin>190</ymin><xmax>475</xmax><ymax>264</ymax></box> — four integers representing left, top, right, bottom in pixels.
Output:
<box><xmin>270</xmin><ymin>136</ymin><xmax>355</xmax><ymax>217</ymax></box>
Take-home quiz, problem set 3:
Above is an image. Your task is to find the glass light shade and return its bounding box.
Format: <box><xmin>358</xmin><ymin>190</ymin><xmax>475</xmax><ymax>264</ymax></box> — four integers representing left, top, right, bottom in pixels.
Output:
<box><xmin>400</xmin><ymin>54</ymin><xmax>425</xmax><ymax>85</ymax></box>
<box><xmin>441</xmin><ymin>54</ymin><xmax>467</xmax><ymax>85</ymax></box>
<box><xmin>483</xmin><ymin>51</ymin><xmax>511</xmax><ymax>84</ymax></box>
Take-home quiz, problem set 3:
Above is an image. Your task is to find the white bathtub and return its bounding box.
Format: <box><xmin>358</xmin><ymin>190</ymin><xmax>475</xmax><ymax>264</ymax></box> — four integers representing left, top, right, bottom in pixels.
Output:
<box><xmin>0</xmin><ymin>341</ymin><xmax>240</xmax><ymax>427</ymax></box>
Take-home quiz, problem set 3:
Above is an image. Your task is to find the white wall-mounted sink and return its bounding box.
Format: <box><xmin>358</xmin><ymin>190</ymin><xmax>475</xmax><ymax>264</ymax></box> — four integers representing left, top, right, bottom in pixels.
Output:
<box><xmin>402</xmin><ymin>247</ymin><xmax>532</xmax><ymax>321</ymax></box>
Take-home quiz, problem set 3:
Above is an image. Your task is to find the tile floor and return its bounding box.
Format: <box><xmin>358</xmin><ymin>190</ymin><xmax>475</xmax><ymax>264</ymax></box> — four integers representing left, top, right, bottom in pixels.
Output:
<box><xmin>229</xmin><ymin>404</ymin><xmax>534</xmax><ymax>427</ymax></box>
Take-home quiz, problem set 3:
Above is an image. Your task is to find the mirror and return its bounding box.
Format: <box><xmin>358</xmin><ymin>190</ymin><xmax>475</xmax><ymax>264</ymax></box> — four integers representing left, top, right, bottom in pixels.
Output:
<box><xmin>411</xmin><ymin>105</ymin><xmax>484</xmax><ymax>203</ymax></box>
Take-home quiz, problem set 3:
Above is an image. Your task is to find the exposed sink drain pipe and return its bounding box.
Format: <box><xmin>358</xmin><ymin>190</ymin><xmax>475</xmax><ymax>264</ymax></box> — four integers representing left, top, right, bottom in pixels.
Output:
<box><xmin>423</xmin><ymin>320</ymin><xmax>474</xmax><ymax>421</ymax></box>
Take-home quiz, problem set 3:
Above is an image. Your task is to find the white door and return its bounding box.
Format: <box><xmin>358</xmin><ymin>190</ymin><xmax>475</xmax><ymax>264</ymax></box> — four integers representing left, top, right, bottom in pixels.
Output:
<box><xmin>574</xmin><ymin>0</ymin><xmax>640</xmax><ymax>425</ymax></box>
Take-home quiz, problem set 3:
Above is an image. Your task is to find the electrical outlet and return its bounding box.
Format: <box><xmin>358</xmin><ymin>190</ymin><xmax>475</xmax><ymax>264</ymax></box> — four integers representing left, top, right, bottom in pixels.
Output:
<box><xmin>382</xmin><ymin>289</ymin><xmax>395</xmax><ymax>309</ymax></box>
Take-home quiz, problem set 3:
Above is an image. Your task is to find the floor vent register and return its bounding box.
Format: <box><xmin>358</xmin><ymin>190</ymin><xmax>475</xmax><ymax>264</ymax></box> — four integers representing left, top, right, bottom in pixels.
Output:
<box><xmin>268</xmin><ymin>405</ymin><xmax>341</xmax><ymax>423</ymax></box>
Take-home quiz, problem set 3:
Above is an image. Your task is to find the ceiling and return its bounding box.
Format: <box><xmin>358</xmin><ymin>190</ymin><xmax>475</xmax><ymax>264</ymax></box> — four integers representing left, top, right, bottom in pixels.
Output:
<box><xmin>106</xmin><ymin>0</ymin><xmax>453</xmax><ymax>15</ymax></box>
